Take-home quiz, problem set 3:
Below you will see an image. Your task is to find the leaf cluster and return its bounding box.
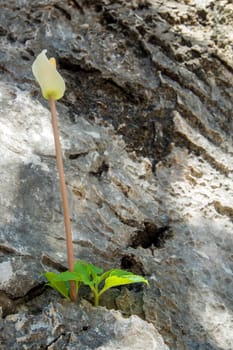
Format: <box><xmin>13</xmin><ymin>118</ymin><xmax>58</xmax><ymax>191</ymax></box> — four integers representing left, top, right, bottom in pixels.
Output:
<box><xmin>43</xmin><ymin>260</ymin><xmax>149</xmax><ymax>306</ymax></box>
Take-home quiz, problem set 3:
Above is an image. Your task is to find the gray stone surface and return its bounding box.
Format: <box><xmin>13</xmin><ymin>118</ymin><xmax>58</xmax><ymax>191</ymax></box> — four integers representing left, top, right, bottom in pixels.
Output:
<box><xmin>0</xmin><ymin>0</ymin><xmax>233</xmax><ymax>349</ymax></box>
<box><xmin>0</xmin><ymin>299</ymin><xmax>169</xmax><ymax>350</ymax></box>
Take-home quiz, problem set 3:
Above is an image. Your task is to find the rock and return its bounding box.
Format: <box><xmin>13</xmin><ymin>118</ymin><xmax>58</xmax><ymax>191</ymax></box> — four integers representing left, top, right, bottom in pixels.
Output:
<box><xmin>0</xmin><ymin>300</ymin><xmax>169</xmax><ymax>350</ymax></box>
<box><xmin>0</xmin><ymin>0</ymin><xmax>233</xmax><ymax>349</ymax></box>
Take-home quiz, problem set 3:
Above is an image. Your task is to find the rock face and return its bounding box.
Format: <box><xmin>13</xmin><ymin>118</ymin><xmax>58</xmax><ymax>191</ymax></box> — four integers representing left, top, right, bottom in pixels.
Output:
<box><xmin>0</xmin><ymin>0</ymin><xmax>233</xmax><ymax>349</ymax></box>
<box><xmin>1</xmin><ymin>297</ymin><xmax>169</xmax><ymax>350</ymax></box>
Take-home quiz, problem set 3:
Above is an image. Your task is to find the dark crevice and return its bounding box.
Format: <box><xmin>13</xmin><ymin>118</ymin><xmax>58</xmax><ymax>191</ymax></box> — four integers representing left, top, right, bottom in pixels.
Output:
<box><xmin>121</xmin><ymin>254</ymin><xmax>145</xmax><ymax>276</ymax></box>
<box><xmin>68</xmin><ymin>151</ymin><xmax>89</xmax><ymax>160</ymax></box>
<box><xmin>0</xmin><ymin>26</ymin><xmax>7</xmax><ymax>36</ymax></box>
<box><xmin>41</xmin><ymin>254</ymin><xmax>67</xmax><ymax>272</ymax></box>
<box><xmin>211</xmin><ymin>52</ymin><xmax>233</xmax><ymax>75</ymax></box>
<box><xmin>89</xmin><ymin>161</ymin><xmax>109</xmax><ymax>178</ymax></box>
<box><xmin>0</xmin><ymin>244</ymin><xmax>19</xmax><ymax>255</ymax></box>
<box><xmin>0</xmin><ymin>291</ymin><xmax>17</xmax><ymax>317</ymax></box>
<box><xmin>59</xmin><ymin>58</ymin><xmax>100</xmax><ymax>74</ymax></box>
<box><xmin>95</xmin><ymin>4</ymin><xmax>103</xmax><ymax>13</ymax></box>
<box><xmin>213</xmin><ymin>201</ymin><xmax>233</xmax><ymax>220</ymax></box>
<box><xmin>69</xmin><ymin>0</ymin><xmax>85</xmax><ymax>14</ymax></box>
<box><xmin>13</xmin><ymin>283</ymin><xmax>46</xmax><ymax>303</ymax></box>
<box><xmin>54</xmin><ymin>4</ymin><xmax>72</xmax><ymax>20</ymax></box>
<box><xmin>104</xmin><ymin>77</ymin><xmax>142</xmax><ymax>103</ymax></box>
<box><xmin>102</xmin><ymin>9</ymin><xmax>118</xmax><ymax>25</ymax></box>
<box><xmin>130</xmin><ymin>222</ymin><xmax>171</xmax><ymax>249</ymax></box>
<box><xmin>46</xmin><ymin>332</ymin><xmax>67</xmax><ymax>349</ymax></box>
<box><xmin>0</xmin><ymin>283</ymin><xmax>46</xmax><ymax>318</ymax></box>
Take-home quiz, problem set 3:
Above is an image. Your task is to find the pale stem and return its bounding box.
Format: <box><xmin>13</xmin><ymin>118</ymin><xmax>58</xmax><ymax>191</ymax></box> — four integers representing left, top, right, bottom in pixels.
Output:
<box><xmin>49</xmin><ymin>98</ymin><xmax>76</xmax><ymax>302</ymax></box>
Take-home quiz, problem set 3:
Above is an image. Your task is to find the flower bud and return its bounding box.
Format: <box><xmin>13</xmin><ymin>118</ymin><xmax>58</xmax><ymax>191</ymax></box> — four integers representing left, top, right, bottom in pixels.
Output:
<box><xmin>32</xmin><ymin>49</ymin><xmax>65</xmax><ymax>100</ymax></box>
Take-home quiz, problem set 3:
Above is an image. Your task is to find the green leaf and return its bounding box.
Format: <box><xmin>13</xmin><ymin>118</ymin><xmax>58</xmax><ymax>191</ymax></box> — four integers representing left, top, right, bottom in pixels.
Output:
<box><xmin>43</xmin><ymin>272</ymin><xmax>70</xmax><ymax>299</ymax></box>
<box><xmin>52</xmin><ymin>271</ymin><xmax>82</xmax><ymax>282</ymax></box>
<box><xmin>96</xmin><ymin>270</ymin><xmax>112</xmax><ymax>283</ymax></box>
<box><xmin>98</xmin><ymin>268</ymin><xmax>133</xmax><ymax>284</ymax></box>
<box><xmin>76</xmin><ymin>260</ymin><xmax>103</xmax><ymax>276</ymax></box>
<box><xmin>74</xmin><ymin>261</ymin><xmax>103</xmax><ymax>288</ymax></box>
<box><xmin>110</xmin><ymin>269</ymin><xmax>135</xmax><ymax>277</ymax></box>
<box><xmin>74</xmin><ymin>262</ymin><xmax>94</xmax><ymax>288</ymax></box>
<box><xmin>99</xmin><ymin>273</ymin><xmax>149</xmax><ymax>297</ymax></box>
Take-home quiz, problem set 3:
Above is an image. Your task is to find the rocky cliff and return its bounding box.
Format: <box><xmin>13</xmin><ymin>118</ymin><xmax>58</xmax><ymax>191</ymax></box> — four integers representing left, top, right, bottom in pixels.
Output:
<box><xmin>0</xmin><ymin>1</ymin><xmax>232</xmax><ymax>349</ymax></box>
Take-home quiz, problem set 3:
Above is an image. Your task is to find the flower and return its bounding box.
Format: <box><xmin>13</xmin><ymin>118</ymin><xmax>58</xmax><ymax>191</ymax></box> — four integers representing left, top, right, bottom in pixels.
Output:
<box><xmin>32</xmin><ymin>49</ymin><xmax>65</xmax><ymax>100</ymax></box>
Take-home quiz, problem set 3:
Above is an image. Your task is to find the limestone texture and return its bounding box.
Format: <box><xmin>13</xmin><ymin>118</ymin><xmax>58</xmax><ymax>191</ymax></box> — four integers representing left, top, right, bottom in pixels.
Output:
<box><xmin>0</xmin><ymin>298</ymin><xmax>169</xmax><ymax>350</ymax></box>
<box><xmin>0</xmin><ymin>0</ymin><xmax>233</xmax><ymax>349</ymax></box>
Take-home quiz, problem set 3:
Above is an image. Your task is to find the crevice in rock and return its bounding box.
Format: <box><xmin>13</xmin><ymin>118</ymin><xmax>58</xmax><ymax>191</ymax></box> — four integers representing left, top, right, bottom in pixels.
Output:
<box><xmin>175</xmin><ymin>130</ymin><xmax>230</xmax><ymax>176</ymax></box>
<box><xmin>107</xmin><ymin>206</ymin><xmax>139</xmax><ymax>227</ymax></box>
<box><xmin>0</xmin><ymin>26</ymin><xmax>7</xmax><ymax>36</ymax></box>
<box><xmin>213</xmin><ymin>200</ymin><xmax>233</xmax><ymax>220</ymax></box>
<box><xmin>89</xmin><ymin>161</ymin><xmax>109</xmax><ymax>178</ymax></box>
<box><xmin>68</xmin><ymin>153</ymin><xmax>81</xmax><ymax>160</ymax></box>
<box><xmin>46</xmin><ymin>332</ymin><xmax>67</xmax><ymax>349</ymax></box>
<box><xmin>54</xmin><ymin>4</ymin><xmax>72</xmax><ymax>21</ymax></box>
<box><xmin>68</xmin><ymin>151</ymin><xmax>90</xmax><ymax>159</ymax></box>
<box><xmin>69</xmin><ymin>0</ymin><xmax>85</xmax><ymax>14</ymax></box>
<box><xmin>111</xmin><ymin>179</ymin><xmax>130</xmax><ymax>198</ymax></box>
<box><xmin>142</xmin><ymin>37</ymin><xmax>228</xmax><ymax>118</ymax></box>
<box><xmin>211</xmin><ymin>52</ymin><xmax>233</xmax><ymax>75</ymax></box>
<box><xmin>121</xmin><ymin>254</ymin><xmax>145</xmax><ymax>276</ymax></box>
<box><xmin>41</xmin><ymin>254</ymin><xmax>67</xmax><ymax>272</ymax></box>
<box><xmin>0</xmin><ymin>291</ymin><xmax>17</xmax><ymax>317</ymax></box>
<box><xmin>0</xmin><ymin>283</ymin><xmax>46</xmax><ymax>318</ymax></box>
<box><xmin>102</xmin><ymin>8</ymin><xmax>118</xmax><ymax>26</ymax></box>
<box><xmin>104</xmin><ymin>77</ymin><xmax>140</xmax><ymax>103</ymax></box>
<box><xmin>0</xmin><ymin>244</ymin><xmax>19</xmax><ymax>255</ymax></box>
<box><xmin>129</xmin><ymin>222</ymin><xmax>171</xmax><ymax>249</ymax></box>
<box><xmin>173</xmin><ymin>111</ymin><xmax>233</xmax><ymax>175</ymax></box>
<box><xmin>71</xmin><ymin>185</ymin><xmax>86</xmax><ymax>199</ymax></box>
<box><xmin>177</xmin><ymin>104</ymin><xmax>223</xmax><ymax>147</ymax></box>
<box><xmin>14</xmin><ymin>283</ymin><xmax>46</xmax><ymax>304</ymax></box>
<box><xmin>59</xmin><ymin>59</ymin><xmax>99</xmax><ymax>74</ymax></box>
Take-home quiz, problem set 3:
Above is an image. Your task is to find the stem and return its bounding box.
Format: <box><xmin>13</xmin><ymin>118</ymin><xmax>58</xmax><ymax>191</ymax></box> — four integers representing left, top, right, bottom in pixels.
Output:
<box><xmin>49</xmin><ymin>98</ymin><xmax>76</xmax><ymax>302</ymax></box>
<box><xmin>93</xmin><ymin>290</ymin><xmax>100</xmax><ymax>307</ymax></box>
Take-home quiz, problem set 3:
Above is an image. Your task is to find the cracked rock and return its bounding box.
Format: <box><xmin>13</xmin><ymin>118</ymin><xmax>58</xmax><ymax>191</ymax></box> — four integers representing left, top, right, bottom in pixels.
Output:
<box><xmin>0</xmin><ymin>0</ymin><xmax>233</xmax><ymax>349</ymax></box>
